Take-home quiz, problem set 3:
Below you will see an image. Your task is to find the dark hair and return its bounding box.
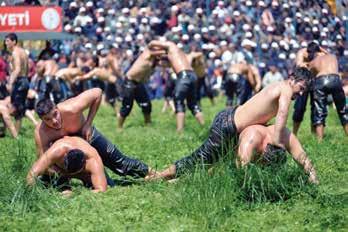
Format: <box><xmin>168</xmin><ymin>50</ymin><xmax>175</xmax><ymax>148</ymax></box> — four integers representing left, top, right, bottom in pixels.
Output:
<box><xmin>35</xmin><ymin>98</ymin><xmax>55</xmax><ymax>117</ymax></box>
<box><xmin>81</xmin><ymin>66</ymin><xmax>91</xmax><ymax>74</ymax></box>
<box><xmin>307</xmin><ymin>42</ymin><xmax>320</xmax><ymax>61</ymax></box>
<box><xmin>92</xmin><ymin>55</ymin><xmax>99</xmax><ymax>66</ymax></box>
<box><xmin>39</xmin><ymin>52</ymin><xmax>51</xmax><ymax>61</ymax></box>
<box><xmin>290</xmin><ymin>67</ymin><xmax>313</xmax><ymax>85</ymax></box>
<box><xmin>262</xmin><ymin>144</ymin><xmax>287</xmax><ymax>166</ymax></box>
<box><xmin>64</xmin><ymin>149</ymin><xmax>86</xmax><ymax>173</ymax></box>
<box><xmin>5</xmin><ymin>33</ymin><xmax>18</xmax><ymax>44</ymax></box>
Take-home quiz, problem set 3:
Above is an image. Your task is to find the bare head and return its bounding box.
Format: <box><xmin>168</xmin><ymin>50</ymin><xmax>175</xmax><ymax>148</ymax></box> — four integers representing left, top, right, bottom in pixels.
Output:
<box><xmin>4</xmin><ymin>33</ymin><xmax>18</xmax><ymax>51</ymax></box>
<box><xmin>35</xmin><ymin>98</ymin><xmax>62</xmax><ymax>129</ymax></box>
<box><xmin>288</xmin><ymin>67</ymin><xmax>313</xmax><ymax>99</ymax></box>
<box><xmin>64</xmin><ymin>149</ymin><xmax>86</xmax><ymax>174</ymax></box>
<box><xmin>306</xmin><ymin>42</ymin><xmax>320</xmax><ymax>61</ymax></box>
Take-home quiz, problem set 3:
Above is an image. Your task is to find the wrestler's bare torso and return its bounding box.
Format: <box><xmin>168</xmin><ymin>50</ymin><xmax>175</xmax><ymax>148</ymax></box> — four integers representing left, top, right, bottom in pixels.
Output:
<box><xmin>165</xmin><ymin>43</ymin><xmax>192</xmax><ymax>74</ymax></box>
<box><xmin>11</xmin><ymin>46</ymin><xmax>28</xmax><ymax>77</ymax></box>
<box><xmin>228</xmin><ymin>63</ymin><xmax>249</xmax><ymax>76</ymax></box>
<box><xmin>37</xmin><ymin>60</ymin><xmax>59</xmax><ymax>77</ymax></box>
<box><xmin>106</xmin><ymin>54</ymin><xmax>123</xmax><ymax>78</ymax></box>
<box><xmin>228</xmin><ymin>62</ymin><xmax>258</xmax><ymax>86</ymax></box>
<box><xmin>235</xmin><ymin>81</ymin><xmax>292</xmax><ymax>132</ymax></box>
<box><xmin>309</xmin><ymin>53</ymin><xmax>339</xmax><ymax>77</ymax></box>
<box><xmin>187</xmin><ymin>52</ymin><xmax>206</xmax><ymax>78</ymax></box>
<box><xmin>126</xmin><ymin>48</ymin><xmax>156</xmax><ymax>82</ymax></box>
<box><xmin>35</xmin><ymin>99</ymin><xmax>86</xmax><ymax>154</ymax></box>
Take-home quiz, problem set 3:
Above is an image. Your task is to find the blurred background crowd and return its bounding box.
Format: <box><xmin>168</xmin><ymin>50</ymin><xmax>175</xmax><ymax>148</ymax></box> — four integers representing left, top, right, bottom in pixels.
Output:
<box><xmin>1</xmin><ymin>0</ymin><xmax>348</xmax><ymax>100</ymax></box>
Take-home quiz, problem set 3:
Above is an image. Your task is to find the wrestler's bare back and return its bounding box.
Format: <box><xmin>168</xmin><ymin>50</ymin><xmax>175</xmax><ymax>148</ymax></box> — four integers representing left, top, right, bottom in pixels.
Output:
<box><xmin>235</xmin><ymin>82</ymin><xmax>289</xmax><ymax>132</ymax></box>
<box><xmin>187</xmin><ymin>52</ymin><xmax>205</xmax><ymax>78</ymax></box>
<box><xmin>228</xmin><ymin>63</ymin><xmax>248</xmax><ymax>75</ymax></box>
<box><xmin>41</xmin><ymin>60</ymin><xmax>59</xmax><ymax>76</ymax></box>
<box><xmin>309</xmin><ymin>53</ymin><xmax>338</xmax><ymax>77</ymax></box>
<box><xmin>11</xmin><ymin>46</ymin><xmax>28</xmax><ymax>76</ymax></box>
<box><xmin>48</xmin><ymin>137</ymin><xmax>99</xmax><ymax>174</ymax></box>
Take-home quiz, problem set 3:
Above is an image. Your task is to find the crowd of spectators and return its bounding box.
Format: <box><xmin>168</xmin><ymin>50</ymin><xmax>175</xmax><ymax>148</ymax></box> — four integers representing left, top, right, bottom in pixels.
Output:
<box><xmin>3</xmin><ymin>0</ymin><xmax>348</xmax><ymax>99</ymax></box>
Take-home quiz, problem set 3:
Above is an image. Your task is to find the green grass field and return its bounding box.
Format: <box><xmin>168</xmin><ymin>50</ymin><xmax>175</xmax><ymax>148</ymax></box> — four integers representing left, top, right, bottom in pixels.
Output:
<box><xmin>0</xmin><ymin>96</ymin><xmax>347</xmax><ymax>231</ymax></box>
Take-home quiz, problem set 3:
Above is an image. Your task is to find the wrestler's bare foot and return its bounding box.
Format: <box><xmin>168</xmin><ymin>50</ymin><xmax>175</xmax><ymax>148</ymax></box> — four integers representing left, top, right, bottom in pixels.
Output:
<box><xmin>144</xmin><ymin>168</ymin><xmax>163</xmax><ymax>181</ymax></box>
<box><xmin>195</xmin><ymin>112</ymin><xmax>204</xmax><ymax>125</ymax></box>
<box><xmin>61</xmin><ymin>190</ymin><xmax>73</xmax><ymax>198</ymax></box>
<box><xmin>176</xmin><ymin>112</ymin><xmax>185</xmax><ymax>132</ymax></box>
<box><xmin>145</xmin><ymin>165</ymin><xmax>177</xmax><ymax>181</ymax></box>
<box><xmin>117</xmin><ymin>115</ymin><xmax>125</xmax><ymax>130</ymax></box>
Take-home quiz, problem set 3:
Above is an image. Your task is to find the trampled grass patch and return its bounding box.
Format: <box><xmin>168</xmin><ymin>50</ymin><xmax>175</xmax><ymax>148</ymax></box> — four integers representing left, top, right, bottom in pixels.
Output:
<box><xmin>0</xmin><ymin>97</ymin><xmax>347</xmax><ymax>231</ymax></box>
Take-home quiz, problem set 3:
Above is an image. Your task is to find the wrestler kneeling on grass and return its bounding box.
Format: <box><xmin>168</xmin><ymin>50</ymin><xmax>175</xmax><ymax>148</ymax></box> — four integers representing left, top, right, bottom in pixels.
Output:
<box><xmin>27</xmin><ymin>136</ymin><xmax>111</xmax><ymax>194</ymax></box>
<box><xmin>149</xmin><ymin>124</ymin><xmax>318</xmax><ymax>184</ymax></box>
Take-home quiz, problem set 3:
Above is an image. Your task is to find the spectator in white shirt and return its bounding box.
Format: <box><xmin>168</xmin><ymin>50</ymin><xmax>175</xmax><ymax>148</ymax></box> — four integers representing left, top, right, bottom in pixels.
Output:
<box><xmin>262</xmin><ymin>64</ymin><xmax>284</xmax><ymax>88</ymax></box>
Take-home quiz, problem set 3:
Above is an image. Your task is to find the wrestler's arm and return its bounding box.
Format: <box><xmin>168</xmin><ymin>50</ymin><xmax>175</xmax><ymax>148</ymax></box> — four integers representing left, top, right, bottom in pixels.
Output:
<box><xmin>26</xmin><ymin>145</ymin><xmax>64</xmax><ymax>186</ymax></box>
<box><xmin>250</xmin><ymin>66</ymin><xmax>262</xmax><ymax>92</ymax></box>
<box><xmin>89</xmin><ymin>157</ymin><xmax>107</xmax><ymax>193</ymax></box>
<box><xmin>284</xmin><ymin>130</ymin><xmax>319</xmax><ymax>184</ymax></box>
<box><xmin>71</xmin><ymin>88</ymin><xmax>102</xmax><ymax>139</ymax></box>
<box><xmin>34</xmin><ymin>125</ymin><xmax>50</xmax><ymax>157</ymax></box>
<box><xmin>237</xmin><ymin>130</ymin><xmax>262</xmax><ymax>167</ymax></box>
<box><xmin>296</xmin><ymin>49</ymin><xmax>308</xmax><ymax>68</ymax></box>
<box><xmin>109</xmin><ymin>58</ymin><xmax>123</xmax><ymax>78</ymax></box>
<box><xmin>319</xmin><ymin>46</ymin><xmax>329</xmax><ymax>54</ymax></box>
<box><xmin>148</xmin><ymin>40</ymin><xmax>170</xmax><ymax>50</ymax></box>
<box><xmin>75</xmin><ymin>69</ymin><xmax>98</xmax><ymax>82</ymax></box>
<box><xmin>273</xmin><ymin>90</ymin><xmax>292</xmax><ymax>148</ymax></box>
<box><xmin>190</xmin><ymin>52</ymin><xmax>203</xmax><ymax>60</ymax></box>
<box><xmin>0</xmin><ymin>106</ymin><xmax>18</xmax><ymax>138</ymax></box>
<box><xmin>35</xmin><ymin>63</ymin><xmax>45</xmax><ymax>77</ymax></box>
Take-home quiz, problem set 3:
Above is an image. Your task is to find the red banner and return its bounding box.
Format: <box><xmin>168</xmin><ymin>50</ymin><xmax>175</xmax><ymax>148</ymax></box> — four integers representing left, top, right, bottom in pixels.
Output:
<box><xmin>0</xmin><ymin>6</ymin><xmax>62</xmax><ymax>32</ymax></box>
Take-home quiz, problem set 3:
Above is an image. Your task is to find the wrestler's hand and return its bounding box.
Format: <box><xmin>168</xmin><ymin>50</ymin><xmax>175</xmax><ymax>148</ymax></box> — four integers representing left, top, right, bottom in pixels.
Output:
<box><xmin>82</xmin><ymin>123</ymin><xmax>92</xmax><ymax>142</ymax></box>
<box><xmin>308</xmin><ymin>172</ymin><xmax>319</xmax><ymax>185</ymax></box>
<box><xmin>73</xmin><ymin>76</ymin><xmax>82</xmax><ymax>83</ymax></box>
<box><xmin>6</xmin><ymin>83</ymin><xmax>12</xmax><ymax>93</ymax></box>
<box><xmin>254</xmin><ymin>83</ymin><xmax>261</xmax><ymax>93</ymax></box>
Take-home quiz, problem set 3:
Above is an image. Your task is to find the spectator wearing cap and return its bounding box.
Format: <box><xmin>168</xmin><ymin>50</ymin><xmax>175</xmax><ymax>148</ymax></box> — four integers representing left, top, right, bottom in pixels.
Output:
<box><xmin>284</xmin><ymin>17</ymin><xmax>296</xmax><ymax>38</ymax></box>
<box><xmin>194</xmin><ymin>8</ymin><xmax>207</xmax><ymax>28</ymax></box>
<box><xmin>241</xmin><ymin>39</ymin><xmax>256</xmax><ymax>64</ymax></box>
<box><xmin>65</xmin><ymin>1</ymin><xmax>79</xmax><ymax>20</ymax></box>
<box><xmin>270</xmin><ymin>1</ymin><xmax>282</xmax><ymax>21</ymax></box>
<box><xmin>167</xmin><ymin>5</ymin><xmax>179</xmax><ymax>29</ymax></box>
<box><xmin>262</xmin><ymin>63</ymin><xmax>284</xmax><ymax>88</ymax></box>
<box><xmin>73</xmin><ymin>7</ymin><xmax>92</xmax><ymax>27</ymax></box>
<box><xmin>242</xmin><ymin>1</ymin><xmax>256</xmax><ymax>19</ymax></box>
<box><xmin>222</xmin><ymin>43</ymin><xmax>245</xmax><ymax>69</ymax></box>
<box><xmin>214</xmin><ymin>1</ymin><xmax>228</xmax><ymax>19</ymax></box>
<box><xmin>82</xmin><ymin>17</ymin><xmax>96</xmax><ymax>38</ymax></box>
<box><xmin>177</xmin><ymin>10</ymin><xmax>191</xmax><ymax>33</ymax></box>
